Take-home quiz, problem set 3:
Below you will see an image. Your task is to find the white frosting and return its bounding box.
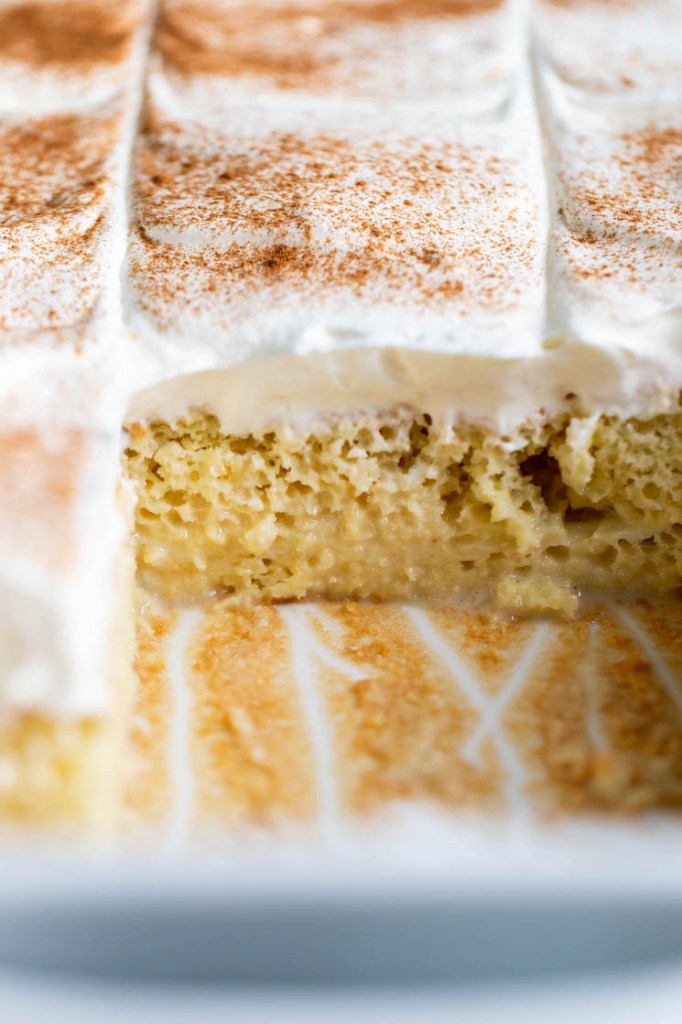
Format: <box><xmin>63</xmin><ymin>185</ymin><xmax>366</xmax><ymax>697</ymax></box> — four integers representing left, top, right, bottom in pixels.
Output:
<box><xmin>0</xmin><ymin>0</ymin><xmax>151</xmax><ymax>717</ymax></box>
<box><xmin>534</xmin><ymin>0</ymin><xmax>682</xmax><ymax>105</ymax></box>
<box><xmin>0</xmin><ymin>421</ymin><xmax>124</xmax><ymax>717</ymax></box>
<box><xmin>535</xmin><ymin>0</ymin><xmax>682</xmax><ymax>371</ymax></box>
<box><xmin>124</xmin><ymin>0</ymin><xmax>549</xmax><ymax>425</ymax></box>
<box><xmin>153</xmin><ymin>0</ymin><xmax>528</xmax><ymax>110</ymax></box>
<box><xmin>127</xmin><ymin>343</ymin><xmax>682</xmax><ymax>439</ymax></box>
<box><xmin>2</xmin><ymin>0</ymin><xmax>682</xmax><ymax>716</ymax></box>
<box><xmin>125</xmin><ymin>0</ymin><xmax>682</xmax><ymax>434</ymax></box>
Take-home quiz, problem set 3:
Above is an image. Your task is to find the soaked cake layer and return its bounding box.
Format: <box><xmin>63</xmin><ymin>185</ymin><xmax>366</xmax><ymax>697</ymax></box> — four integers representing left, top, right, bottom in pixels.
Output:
<box><xmin>0</xmin><ymin>714</ymin><xmax>122</xmax><ymax>827</ymax></box>
<box><xmin>0</xmin><ymin>541</ymin><xmax>136</xmax><ymax>829</ymax></box>
<box><xmin>2</xmin><ymin>0</ymin><xmax>682</xmax><ymax>832</ymax></box>
<box><xmin>125</xmin><ymin>405</ymin><xmax>682</xmax><ymax>615</ymax></box>
<box><xmin>126</xmin><ymin>597</ymin><xmax>682</xmax><ymax>845</ymax></box>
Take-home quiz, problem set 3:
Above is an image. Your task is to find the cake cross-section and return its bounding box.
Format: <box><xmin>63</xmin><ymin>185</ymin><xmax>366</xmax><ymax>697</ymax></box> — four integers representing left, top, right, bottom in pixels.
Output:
<box><xmin>125</xmin><ymin>0</ymin><xmax>682</xmax><ymax>615</ymax></box>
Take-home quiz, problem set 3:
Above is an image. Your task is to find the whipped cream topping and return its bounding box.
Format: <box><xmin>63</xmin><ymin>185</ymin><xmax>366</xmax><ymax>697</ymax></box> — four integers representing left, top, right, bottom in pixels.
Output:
<box><xmin>0</xmin><ymin>0</ymin><xmax>150</xmax><ymax>340</ymax></box>
<box><xmin>0</xmin><ymin>0</ymin><xmax>145</xmax><ymax>113</ymax></box>
<box><xmin>2</xmin><ymin>0</ymin><xmax>682</xmax><ymax>716</ymax></box>
<box><xmin>125</xmin><ymin>83</ymin><xmax>546</xmax><ymax>370</ymax></box>
<box><xmin>125</xmin><ymin>0</ymin><xmax>682</xmax><ymax>434</ymax></box>
<box><xmin>536</xmin><ymin>0</ymin><xmax>682</xmax><ymax>370</ymax></box>
<box><xmin>0</xmin><ymin>416</ymin><xmax>124</xmax><ymax>717</ymax></box>
<box><xmin>125</xmin><ymin>0</ymin><xmax>551</xmax><ymax>417</ymax></box>
<box><xmin>155</xmin><ymin>0</ymin><xmax>520</xmax><ymax>106</ymax></box>
<box><xmin>534</xmin><ymin>0</ymin><xmax>682</xmax><ymax>103</ymax></box>
<box><xmin>0</xmin><ymin>0</ymin><xmax>151</xmax><ymax>717</ymax></box>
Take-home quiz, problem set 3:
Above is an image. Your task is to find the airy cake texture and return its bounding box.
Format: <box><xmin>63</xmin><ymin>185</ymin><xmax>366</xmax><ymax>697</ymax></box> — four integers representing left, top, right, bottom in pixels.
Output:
<box><xmin>123</xmin><ymin>0</ymin><xmax>682</xmax><ymax>614</ymax></box>
<box><xmin>0</xmin><ymin>0</ymin><xmax>682</xmax><ymax>827</ymax></box>
<box><xmin>127</xmin><ymin>406</ymin><xmax>682</xmax><ymax>615</ymax></box>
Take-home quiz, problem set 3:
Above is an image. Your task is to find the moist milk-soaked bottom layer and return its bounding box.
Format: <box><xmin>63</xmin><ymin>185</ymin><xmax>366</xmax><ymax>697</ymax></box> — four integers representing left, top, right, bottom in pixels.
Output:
<box><xmin>126</xmin><ymin>597</ymin><xmax>682</xmax><ymax>850</ymax></box>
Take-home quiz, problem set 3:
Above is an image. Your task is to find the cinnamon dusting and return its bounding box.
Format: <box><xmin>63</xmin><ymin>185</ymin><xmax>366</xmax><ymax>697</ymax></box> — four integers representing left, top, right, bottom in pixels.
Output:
<box><xmin>157</xmin><ymin>0</ymin><xmax>503</xmax><ymax>87</ymax></box>
<box><xmin>0</xmin><ymin>112</ymin><xmax>119</xmax><ymax>329</ymax></box>
<box><xmin>554</xmin><ymin>120</ymin><xmax>682</xmax><ymax>288</ymax></box>
<box><xmin>0</xmin><ymin>114</ymin><xmax>114</xmax><ymax>224</ymax></box>
<box><xmin>0</xmin><ymin>2</ymin><xmax>138</xmax><ymax>72</ymax></box>
<box><xmin>0</xmin><ymin>429</ymin><xmax>86</xmax><ymax>572</ymax></box>
<box><xmin>132</xmin><ymin>116</ymin><xmax>539</xmax><ymax>324</ymax></box>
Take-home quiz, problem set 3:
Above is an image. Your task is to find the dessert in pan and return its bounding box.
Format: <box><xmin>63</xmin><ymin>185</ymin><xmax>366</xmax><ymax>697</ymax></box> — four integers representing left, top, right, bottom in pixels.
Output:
<box><xmin>126</xmin><ymin>0</ymin><xmax>682</xmax><ymax>616</ymax></box>
<box><xmin>0</xmin><ymin>0</ymin><xmax>145</xmax><ymax>822</ymax></box>
<box><xmin>0</xmin><ymin>0</ymin><xmax>681</xmax><ymax>826</ymax></box>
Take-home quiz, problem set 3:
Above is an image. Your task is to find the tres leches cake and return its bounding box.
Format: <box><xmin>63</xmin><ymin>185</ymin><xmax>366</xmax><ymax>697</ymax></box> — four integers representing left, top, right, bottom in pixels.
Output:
<box><xmin>1</xmin><ymin>0</ymin><xmax>682</xmax><ymax>825</ymax></box>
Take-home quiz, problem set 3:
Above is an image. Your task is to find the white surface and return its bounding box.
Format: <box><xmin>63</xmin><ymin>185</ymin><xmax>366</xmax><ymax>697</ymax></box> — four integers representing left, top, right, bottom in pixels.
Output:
<box><xmin>2</xmin><ymin>842</ymin><xmax>682</xmax><ymax>1021</ymax></box>
<box><xmin>0</xmin><ymin>968</ymin><xmax>681</xmax><ymax>1024</ymax></box>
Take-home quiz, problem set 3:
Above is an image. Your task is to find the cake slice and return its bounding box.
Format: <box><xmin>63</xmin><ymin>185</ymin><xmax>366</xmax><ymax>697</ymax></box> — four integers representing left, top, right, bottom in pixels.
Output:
<box><xmin>124</xmin><ymin>0</ymin><xmax>682</xmax><ymax>615</ymax></box>
<box><xmin>0</xmin><ymin>404</ymin><xmax>132</xmax><ymax>825</ymax></box>
<box><xmin>1</xmin><ymin>0</ymin><xmax>681</xmax><ymax>831</ymax></box>
<box><xmin>0</xmin><ymin>0</ymin><xmax>148</xmax><ymax>825</ymax></box>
